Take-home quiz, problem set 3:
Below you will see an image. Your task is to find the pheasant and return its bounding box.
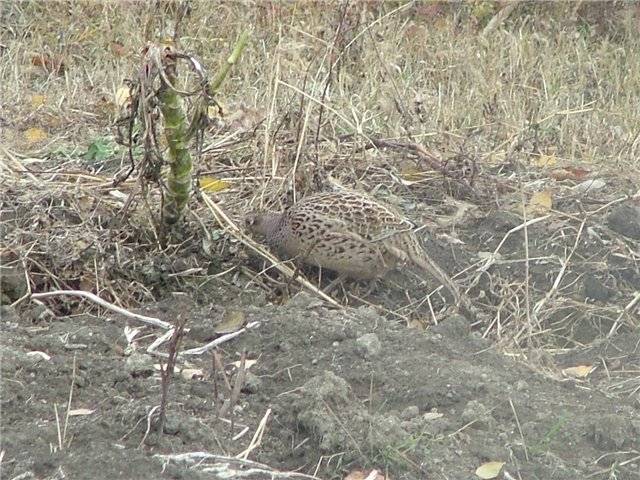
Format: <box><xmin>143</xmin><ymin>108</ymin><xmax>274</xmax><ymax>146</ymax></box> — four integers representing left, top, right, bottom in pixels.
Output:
<box><xmin>246</xmin><ymin>191</ymin><xmax>474</xmax><ymax>317</ymax></box>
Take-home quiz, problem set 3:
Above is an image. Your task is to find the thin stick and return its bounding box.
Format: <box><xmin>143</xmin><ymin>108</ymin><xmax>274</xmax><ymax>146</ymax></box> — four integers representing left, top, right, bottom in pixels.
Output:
<box><xmin>154</xmin><ymin>451</ymin><xmax>322</xmax><ymax>479</ymax></box>
<box><xmin>54</xmin><ymin>404</ymin><xmax>63</xmax><ymax>451</ymax></box>
<box><xmin>180</xmin><ymin>321</ymin><xmax>260</xmax><ymax>356</ymax></box>
<box><xmin>482</xmin><ymin>1</ymin><xmax>522</xmax><ymax>36</ymax></box>
<box><xmin>607</xmin><ymin>291</ymin><xmax>640</xmax><ymax>338</ymax></box>
<box><xmin>236</xmin><ymin>408</ymin><xmax>272</xmax><ymax>460</ymax></box>
<box><xmin>30</xmin><ymin>290</ymin><xmax>171</xmax><ymax>329</ymax></box>
<box><xmin>478</xmin><ymin>215</ymin><xmax>551</xmax><ymax>272</ymax></box>
<box><xmin>509</xmin><ymin>397</ymin><xmax>529</xmax><ymax>462</ymax></box>
<box><xmin>62</xmin><ymin>354</ymin><xmax>77</xmax><ymax>448</ymax></box>
<box><xmin>533</xmin><ymin>218</ymin><xmax>586</xmax><ymax>316</ymax></box>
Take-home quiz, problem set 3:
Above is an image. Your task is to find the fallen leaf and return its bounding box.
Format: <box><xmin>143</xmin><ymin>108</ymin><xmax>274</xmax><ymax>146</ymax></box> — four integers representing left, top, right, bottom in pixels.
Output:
<box><xmin>533</xmin><ymin>154</ymin><xmax>557</xmax><ymax>168</ymax></box>
<box><xmin>214</xmin><ymin>310</ymin><xmax>246</xmax><ymax>334</ymax></box>
<box><xmin>31</xmin><ymin>94</ymin><xmax>46</xmax><ymax>108</ymax></box>
<box><xmin>407</xmin><ymin>319</ymin><xmax>426</xmax><ymax>330</ymax></box>
<box><xmin>230</xmin><ymin>359</ymin><xmax>258</xmax><ymax>369</ymax></box>
<box><xmin>110</xmin><ymin>41</ymin><xmax>126</xmax><ymax>57</ymax></box>
<box><xmin>207</xmin><ymin>104</ymin><xmax>222</xmax><ymax>120</ymax></box>
<box><xmin>344</xmin><ymin>469</ymin><xmax>385</xmax><ymax>480</ymax></box>
<box><xmin>526</xmin><ymin>190</ymin><xmax>553</xmax><ymax>215</ymax></box>
<box><xmin>180</xmin><ymin>368</ymin><xmax>204</xmax><ymax>380</ymax></box>
<box><xmin>31</xmin><ymin>52</ymin><xmax>65</xmax><ymax>75</ymax></box>
<box><xmin>422</xmin><ymin>411</ymin><xmax>444</xmax><ymax>421</ymax></box>
<box><xmin>562</xmin><ymin>365</ymin><xmax>595</xmax><ymax>378</ymax></box>
<box><xmin>24</xmin><ymin>127</ymin><xmax>47</xmax><ymax>143</ymax></box>
<box><xmin>414</xmin><ymin>2</ymin><xmax>445</xmax><ymax>22</ymax></box>
<box><xmin>550</xmin><ymin>166</ymin><xmax>590</xmax><ymax>181</ymax></box>
<box><xmin>572</xmin><ymin>179</ymin><xmax>606</xmax><ymax>193</ymax></box>
<box><xmin>115</xmin><ymin>86</ymin><xmax>131</xmax><ymax>108</ymax></box>
<box><xmin>475</xmin><ymin>461</ymin><xmax>505</xmax><ymax>479</ymax></box>
<box><xmin>68</xmin><ymin>408</ymin><xmax>95</xmax><ymax>416</ymax></box>
<box><xmin>27</xmin><ymin>351</ymin><xmax>51</xmax><ymax>361</ymax></box>
<box><xmin>199</xmin><ymin>176</ymin><xmax>231</xmax><ymax>193</ymax></box>
<box><xmin>399</xmin><ymin>167</ymin><xmax>428</xmax><ymax>184</ymax></box>
<box><xmin>227</xmin><ymin>104</ymin><xmax>266</xmax><ymax>131</ymax></box>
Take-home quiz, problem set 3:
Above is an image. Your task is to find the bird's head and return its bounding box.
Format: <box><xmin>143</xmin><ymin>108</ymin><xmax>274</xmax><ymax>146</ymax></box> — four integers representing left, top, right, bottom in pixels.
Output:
<box><xmin>244</xmin><ymin>211</ymin><xmax>281</xmax><ymax>238</ymax></box>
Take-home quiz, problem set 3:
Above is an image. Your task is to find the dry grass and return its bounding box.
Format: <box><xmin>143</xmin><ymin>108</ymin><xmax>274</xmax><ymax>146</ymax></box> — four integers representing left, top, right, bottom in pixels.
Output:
<box><xmin>2</xmin><ymin>1</ymin><xmax>639</xmax><ymax>357</ymax></box>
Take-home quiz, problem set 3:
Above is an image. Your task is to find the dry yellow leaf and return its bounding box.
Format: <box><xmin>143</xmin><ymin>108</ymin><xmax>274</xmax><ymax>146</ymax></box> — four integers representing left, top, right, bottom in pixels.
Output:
<box><xmin>475</xmin><ymin>461</ymin><xmax>505</xmax><ymax>479</ymax></box>
<box><xmin>344</xmin><ymin>470</ymin><xmax>385</xmax><ymax>480</ymax></box>
<box><xmin>526</xmin><ymin>190</ymin><xmax>553</xmax><ymax>215</ymax></box>
<box><xmin>534</xmin><ymin>154</ymin><xmax>557</xmax><ymax>168</ymax></box>
<box><xmin>31</xmin><ymin>94</ymin><xmax>46</xmax><ymax>108</ymax></box>
<box><xmin>199</xmin><ymin>176</ymin><xmax>231</xmax><ymax>193</ymax></box>
<box><xmin>407</xmin><ymin>319</ymin><xmax>426</xmax><ymax>330</ymax></box>
<box><xmin>214</xmin><ymin>310</ymin><xmax>246</xmax><ymax>334</ymax></box>
<box><xmin>562</xmin><ymin>365</ymin><xmax>595</xmax><ymax>378</ymax></box>
<box><xmin>24</xmin><ymin>127</ymin><xmax>47</xmax><ymax>143</ymax></box>
<box><xmin>115</xmin><ymin>86</ymin><xmax>131</xmax><ymax>108</ymax></box>
<box><xmin>230</xmin><ymin>359</ymin><xmax>258</xmax><ymax>369</ymax></box>
<box><xmin>207</xmin><ymin>105</ymin><xmax>221</xmax><ymax>120</ymax></box>
<box><xmin>399</xmin><ymin>167</ymin><xmax>428</xmax><ymax>183</ymax></box>
<box><xmin>180</xmin><ymin>368</ymin><xmax>204</xmax><ymax>380</ymax></box>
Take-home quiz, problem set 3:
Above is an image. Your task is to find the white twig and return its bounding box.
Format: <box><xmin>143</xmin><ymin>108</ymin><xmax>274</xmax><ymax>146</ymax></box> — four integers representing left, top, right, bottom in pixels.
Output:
<box><xmin>533</xmin><ymin>219</ymin><xmax>585</xmax><ymax>316</ymax></box>
<box><xmin>154</xmin><ymin>451</ymin><xmax>322</xmax><ymax>479</ymax></box>
<box><xmin>607</xmin><ymin>291</ymin><xmax>640</xmax><ymax>338</ymax></box>
<box><xmin>236</xmin><ymin>408</ymin><xmax>272</xmax><ymax>460</ymax></box>
<box><xmin>62</xmin><ymin>354</ymin><xmax>77</xmax><ymax>449</ymax></box>
<box><xmin>180</xmin><ymin>321</ymin><xmax>260</xmax><ymax>356</ymax></box>
<box><xmin>477</xmin><ymin>215</ymin><xmax>551</xmax><ymax>273</ymax></box>
<box><xmin>146</xmin><ymin>329</ymin><xmax>176</xmax><ymax>355</ymax></box>
<box><xmin>30</xmin><ymin>290</ymin><xmax>171</xmax><ymax>329</ymax></box>
<box><xmin>139</xmin><ymin>405</ymin><xmax>160</xmax><ymax>448</ymax></box>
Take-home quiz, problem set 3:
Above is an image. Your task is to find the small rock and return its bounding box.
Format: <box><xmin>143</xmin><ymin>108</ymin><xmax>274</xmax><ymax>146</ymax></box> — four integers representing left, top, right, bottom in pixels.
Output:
<box><xmin>590</xmin><ymin>414</ymin><xmax>632</xmax><ymax>449</ymax></box>
<box><xmin>400</xmin><ymin>405</ymin><xmax>419</xmax><ymax>420</ymax></box>
<box><xmin>289</xmin><ymin>292</ymin><xmax>323</xmax><ymax>309</ymax></box>
<box><xmin>163</xmin><ymin>414</ymin><xmax>181</xmax><ymax>435</ymax></box>
<box><xmin>125</xmin><ymin>353</ymin><xmax>155</xmax><ymax>377</ymax></box>
<box><xmin>1</xmin><ymin>305</ymin><xmax>20</xmax><ymax>324</ymax></box>
<box><xmin>515</xmin><ymin>380</ymin><xmax>529</xmax><ymax>392</ymax></box>
<box><xmin>430</xmin><ymin>314</ymin><xmax>470</xmax><ymax>338</ymax></box>
<box><xmin>582</xmin><ymin>274</ymin><xmax>613</xmax><ymax>302</ymax></box>
<box><xmin>0</xmin><ymin>265</ymin><xmax>28</xmax><ymax>304</ymax></box>
<box><xmin>573</xmin><ymin>178</ymin><xmax>606</xmax><ymax>193</ymax></box>
<box><xmin>461</xmin><ymin>400</ymin><xmax>491</xmax><ymax>430</ymax></box>
<box><xmin>355</xmin><ymin>333</ymin><xmax>381</xmax><ymax>359</ymax></box>
<box><xmin>355</xmin><ymin>306</ymin><xmax>384</xmax><ymax>324</ymax></box>
<box><xmin>607</xmin><ymin>203</ymin><xmax>640</xmax><ymax>240</ymax></box>
<box><xmin>26</xmin><ymin>304</ymin><xmax>55</xmax><ymax>323</ymax></box>
<box><xmin>242</xmin><ymin>372</ymin><xmax>262</xmax><ymax>394</ymax></box>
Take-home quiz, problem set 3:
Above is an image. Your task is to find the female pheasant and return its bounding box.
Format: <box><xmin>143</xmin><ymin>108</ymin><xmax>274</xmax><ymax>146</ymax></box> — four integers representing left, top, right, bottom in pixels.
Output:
<box><xmin>246</xmin><ymin>191</ymin><xmax>473</xmax><ymax>316</ymax></box>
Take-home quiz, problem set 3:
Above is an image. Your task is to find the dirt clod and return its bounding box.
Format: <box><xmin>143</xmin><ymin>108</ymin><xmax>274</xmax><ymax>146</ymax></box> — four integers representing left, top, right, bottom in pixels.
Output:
<box><xmin>355</xmin><ymin>333</ymin><xmax>382</xmax><ymax>359</ymax></box>
<box><xmin>607</xmin><ymin>202</ymin><xmax>640</xmax><ymax>239</ymax></box>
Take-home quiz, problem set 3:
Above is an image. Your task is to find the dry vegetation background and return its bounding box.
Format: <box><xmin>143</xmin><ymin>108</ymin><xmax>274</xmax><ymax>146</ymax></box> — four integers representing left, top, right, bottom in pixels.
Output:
<box><xmin>2</xmin><ymin>1</ymin><xmax>640</xmax><ymax>477</ymax></box>
<box><xmin>3</xmin><ymin>0</ymin><xmax>639</xmax><ymax>336</ymax></box>
<box><xmin>0</xmin><ymin>2</ymin><xmax>640</xmax><ymax>352</ymax></box>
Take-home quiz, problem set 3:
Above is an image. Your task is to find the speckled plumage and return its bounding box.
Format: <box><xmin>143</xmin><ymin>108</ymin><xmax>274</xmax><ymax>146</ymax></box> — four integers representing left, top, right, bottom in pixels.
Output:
<box><xmin>246</xmin><ymin>191</ymin><xmax>471</xmax><ymax>313</ymax></box>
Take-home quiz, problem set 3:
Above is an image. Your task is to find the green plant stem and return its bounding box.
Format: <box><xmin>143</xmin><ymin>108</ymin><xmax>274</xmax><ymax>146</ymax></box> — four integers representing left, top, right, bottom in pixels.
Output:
<box><xmin>210</xmin><ymin>30</ymin><xmax>249</xmax><ymax>92</ymax></box>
